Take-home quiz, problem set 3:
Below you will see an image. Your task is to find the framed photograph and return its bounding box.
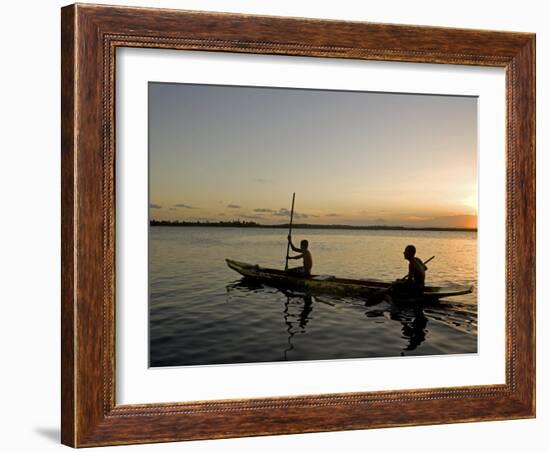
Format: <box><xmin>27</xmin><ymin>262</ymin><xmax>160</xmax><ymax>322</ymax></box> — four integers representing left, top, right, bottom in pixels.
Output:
<box><xmin>61</xmin><ymin>3</ymin><xmax>535</xmax><ymax>447</ymax></box>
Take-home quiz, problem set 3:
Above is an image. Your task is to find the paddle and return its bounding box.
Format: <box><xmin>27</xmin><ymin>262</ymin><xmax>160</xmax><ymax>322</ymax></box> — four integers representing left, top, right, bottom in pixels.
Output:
<box><xmin>284</xmin><ymin>193</ymin><xmax>296</xmax><ymax>271</ymax></box>
<box><xmin>370</xmin><ymin>255</ymin><xmax>435</xmax><ymax>301</ymax></box>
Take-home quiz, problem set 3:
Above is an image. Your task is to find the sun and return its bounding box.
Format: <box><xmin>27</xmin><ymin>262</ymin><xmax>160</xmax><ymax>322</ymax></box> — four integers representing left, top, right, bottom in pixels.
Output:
<box><xmin>462</xmin><ymin>194</ymin><xmax>478</xmax><ymax>213</ymax></box>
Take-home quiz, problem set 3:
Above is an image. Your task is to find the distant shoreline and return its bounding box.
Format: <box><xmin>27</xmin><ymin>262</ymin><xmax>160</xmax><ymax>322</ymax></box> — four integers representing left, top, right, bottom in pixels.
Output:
<box><xmin>150</xmin><ymin>220</ymin><xmax>477</xmax><ymax>233</ymax></box>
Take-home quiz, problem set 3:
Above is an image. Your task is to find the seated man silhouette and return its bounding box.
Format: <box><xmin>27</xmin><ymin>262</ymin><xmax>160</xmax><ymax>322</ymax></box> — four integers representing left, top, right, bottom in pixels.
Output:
<box><xmin>286</xmin><ymin>235</ymin><xmax>313</xmax><ymax>277</ymax></box>
<box><xmin>394</xmin><ymin>244</ymin><xmax>426</xmax><ymax>297</ymax></box>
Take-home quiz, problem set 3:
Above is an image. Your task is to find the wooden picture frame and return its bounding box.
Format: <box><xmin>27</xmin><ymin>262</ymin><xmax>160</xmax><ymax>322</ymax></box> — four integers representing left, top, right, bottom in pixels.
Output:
<box><xmin>61</xmin><ymin>3</ymin><xmax>535</xmax><ymax>447</ymax></box>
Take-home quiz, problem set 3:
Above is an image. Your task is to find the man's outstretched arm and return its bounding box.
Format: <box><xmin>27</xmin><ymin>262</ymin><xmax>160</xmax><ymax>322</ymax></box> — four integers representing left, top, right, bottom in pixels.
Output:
<box><xmin>288</xmin><ymin>235</ymin><xmax>301</xmax><ymax>252</ymax></box>
<box><xmin>288</xmin><ymin>254</ymin><xmax>303</xmax><ymax>260</ymax></box>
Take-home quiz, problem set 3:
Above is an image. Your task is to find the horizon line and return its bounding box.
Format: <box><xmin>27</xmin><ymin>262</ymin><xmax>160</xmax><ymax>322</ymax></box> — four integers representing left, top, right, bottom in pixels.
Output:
<box><xmin>149</xmin><ymin>219</ymin><xmax>477</xmax><ymax>232</ymax></box>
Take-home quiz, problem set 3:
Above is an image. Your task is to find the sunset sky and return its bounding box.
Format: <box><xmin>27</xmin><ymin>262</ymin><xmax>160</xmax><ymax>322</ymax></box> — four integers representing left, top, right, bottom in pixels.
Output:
<box><xmin>149</xmin><ymin>82</ymin><xmax>477</xmax><ymax>229</ymax></box>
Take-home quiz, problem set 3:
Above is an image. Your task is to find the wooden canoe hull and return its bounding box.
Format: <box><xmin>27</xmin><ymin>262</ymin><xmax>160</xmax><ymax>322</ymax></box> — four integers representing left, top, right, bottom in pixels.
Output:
<box><xmin>226</xmin><ymin>259</ymin><xmax>473</xmax><ymax>300</ymax></box>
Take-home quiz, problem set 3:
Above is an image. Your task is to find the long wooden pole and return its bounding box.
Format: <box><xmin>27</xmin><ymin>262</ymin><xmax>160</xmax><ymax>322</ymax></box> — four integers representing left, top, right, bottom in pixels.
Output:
<box><xmin>284</xmin><ymin>193</ymin><xmax>296</xmax><ymax>271</ymax></box>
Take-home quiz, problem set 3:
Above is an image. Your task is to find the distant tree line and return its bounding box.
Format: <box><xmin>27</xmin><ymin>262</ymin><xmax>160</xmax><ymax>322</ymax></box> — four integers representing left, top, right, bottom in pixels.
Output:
<box><xmin>149</xmin><ymin>219</ymin><xmax>476</xmax><ymax>232</ymax></box>
<box><xmin>151</xmin><ymin>219</ymin><xmax>261</xmax><ymax>228</ymax></box>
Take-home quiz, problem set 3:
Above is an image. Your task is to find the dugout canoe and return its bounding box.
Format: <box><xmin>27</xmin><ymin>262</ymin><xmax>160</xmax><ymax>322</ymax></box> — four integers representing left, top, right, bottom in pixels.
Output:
<box><xmin>226</xmin><ymin>259</ymin><xmax>473</xmax><ymax>300</ymax></box>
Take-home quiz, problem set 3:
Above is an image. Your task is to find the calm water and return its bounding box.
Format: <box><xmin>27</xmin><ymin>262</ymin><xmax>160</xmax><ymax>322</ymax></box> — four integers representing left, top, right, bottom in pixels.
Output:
<box><xmin>149</xmin><ymin>227</ymin><xmax>477</xmax><ymax>367</ymax></box>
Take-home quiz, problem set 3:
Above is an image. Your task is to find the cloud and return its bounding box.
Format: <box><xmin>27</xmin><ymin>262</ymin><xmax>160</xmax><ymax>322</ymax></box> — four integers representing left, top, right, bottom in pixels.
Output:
<box><xmin>253</xmin><ymin>178</ymin><xmax>269</xmax><ymax>184</ymax></box>
<box><xmin>174</xmin><ymin>203</ymin><xmax>197</xmax><ymax>209</ymax></box>
<box><xmin>149</xmin><ymin>203</ymin><xmax>162</xmax><ymax>209</ymax></box>
<box><xmin>227</xmin><ymin>204</ymin><xmax>241</xmax><ymax>209</ymax></box>
<box><xmin>273</xmin><ymin>208</ymin><xmax>308</xmax><ymax>219</ymax></box>
<box><xmin>325</xmin><ymin>213</ymin><xmax>340</xmax><ymax>217</ymax></box>
<box><xmin>253</xmin><ymin>208</ymin><xmax>276</xmax><ymax>213</ymax></box>
<box><xmin>168</xmin><ymin>207</ymin><xmax>176</xmax><ymax>211</ymax></box>
<box><xmin>240</xmin><ymin>214</ymin><xmax>263</xmax><ymax>220</ymax></box>
<box><xmin>374</xmin><ymin>218</ymin><xmax>386</xmax><ymax>223</ymax></box>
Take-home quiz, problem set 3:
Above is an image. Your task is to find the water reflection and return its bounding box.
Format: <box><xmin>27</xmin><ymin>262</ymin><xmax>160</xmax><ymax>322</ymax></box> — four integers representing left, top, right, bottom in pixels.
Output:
<box><xmin>390</xmin><ymin>306</ymin><xmax>428</xmax><ymax>352</ymax></box>
<box><xmin>227</xmin><ymin>278</ymin><xmax>436</xmax><ymax>357</ymax></box>
<box><xmin>282</xmin><ymin>292</ymin><xmax>314</xmax><ymax>360</ymax></box>
<box><xmin>227</xmin><ymin>280</ymin><xmax>318</xmax><ymax>360</ymax></box>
